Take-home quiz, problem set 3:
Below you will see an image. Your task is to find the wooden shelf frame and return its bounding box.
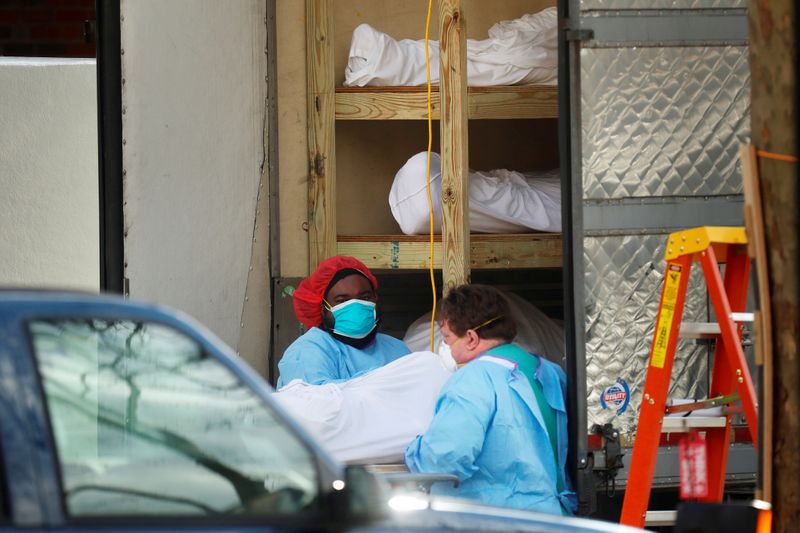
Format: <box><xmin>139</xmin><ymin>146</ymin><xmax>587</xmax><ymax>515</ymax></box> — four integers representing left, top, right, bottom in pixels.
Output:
<box><xmin>439</xmin><ymin>0</ymin><xmax>470</xmax><ymax>291</ymax></box>
<box><xmin>338</xmin><ymin>234</ymin><xmax>563</xmax><ymax>270</ymax></box>
<box><xmin>307</xmin><ymin>0</ymin><xmax>562</xmax><ymax>289</ymax></box>
<box><xmin>335</xmin><ymin>85</ymin><xmax>558</xmax><ymax>120</ymax></box>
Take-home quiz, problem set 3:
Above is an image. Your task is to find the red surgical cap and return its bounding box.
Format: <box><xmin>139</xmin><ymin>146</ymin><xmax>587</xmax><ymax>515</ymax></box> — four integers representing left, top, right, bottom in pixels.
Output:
<box><xmin>293</xmin><ymin>255</ymin><xmax>378</xmax><ymax>329</ymax></box>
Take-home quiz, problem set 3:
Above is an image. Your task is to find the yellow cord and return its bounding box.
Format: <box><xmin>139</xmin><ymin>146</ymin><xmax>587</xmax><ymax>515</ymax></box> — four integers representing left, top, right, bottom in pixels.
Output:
<box><xmin>424</xmin><ymin>0</ymin><xmax>437</xmax><ymax>352</ymax></box>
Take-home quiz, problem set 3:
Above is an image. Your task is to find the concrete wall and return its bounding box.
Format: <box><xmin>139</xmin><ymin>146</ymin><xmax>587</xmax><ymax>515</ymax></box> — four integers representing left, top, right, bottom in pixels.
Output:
<box><xmin>120</xmin><ymin>0</ymin><xmax>271</xmax><ymax>376</ymax></box>
<box><xmin>0</xmin><ymin>58</ymin><xmax>99</xmax><ymax>291</ymax></box>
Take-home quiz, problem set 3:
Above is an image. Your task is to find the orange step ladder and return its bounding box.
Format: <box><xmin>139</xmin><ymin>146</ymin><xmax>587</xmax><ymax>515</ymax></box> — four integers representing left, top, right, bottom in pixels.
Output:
<box><xmin>620</xmin><ymin>227</ymin><xmax>759</xmax><ymax>528</ymax></box>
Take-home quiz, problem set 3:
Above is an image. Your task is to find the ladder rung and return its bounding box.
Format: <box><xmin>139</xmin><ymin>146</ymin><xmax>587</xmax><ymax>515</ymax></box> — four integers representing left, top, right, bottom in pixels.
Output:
<box><xmin>645</xmin><ymin>510</ymin><xmax>677</xmax><ymax>527</ymax></box>
<box><xmin>666</xmin><ymin>393</ymin><xmax>738</xmax><ymax>414</ymax></box>
<box><xmin>679</xmin><ymin>313</ymin><xmax>754</xmax><ymax>339</ymax></box>
<box><xmin>662</xmin><ymin>416</ymin><xmax>728</xmax><ymax>432</ymax></box>
<box><xmin>679</xmin><ymin>322</ymin><xmax>720</xmax><ymax>338</ymax></box>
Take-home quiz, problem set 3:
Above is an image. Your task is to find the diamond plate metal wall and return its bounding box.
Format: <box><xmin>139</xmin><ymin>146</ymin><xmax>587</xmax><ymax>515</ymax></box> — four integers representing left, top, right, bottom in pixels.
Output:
<box><xmin>581</xmin><ymin>46</ymin><xmax>750</xmax><ymax>200</ymax></box>
<box><xmin>580</xmin><ymin>0</ymin><xmax>745</xmax><ymax>10</ymax></box>
<box><xmin>583</xmin><ymin>234</ymin><xmax>710</xmax><ymax>436</ymax></box>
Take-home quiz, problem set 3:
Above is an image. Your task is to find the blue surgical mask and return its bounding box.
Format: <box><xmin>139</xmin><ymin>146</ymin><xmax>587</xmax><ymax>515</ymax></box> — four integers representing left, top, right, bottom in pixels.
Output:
<box><xmin>325</xmin><ymin>299</ymin><xmax>377</xmax><ymax>339</ymax></box>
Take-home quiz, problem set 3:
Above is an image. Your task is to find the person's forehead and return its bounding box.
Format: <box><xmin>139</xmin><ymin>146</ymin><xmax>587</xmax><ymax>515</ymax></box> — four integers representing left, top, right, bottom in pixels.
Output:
<box><xmin>326</xmin><ymin>273</ymin><xmax>373</xmax><ymax>298</ymax></box>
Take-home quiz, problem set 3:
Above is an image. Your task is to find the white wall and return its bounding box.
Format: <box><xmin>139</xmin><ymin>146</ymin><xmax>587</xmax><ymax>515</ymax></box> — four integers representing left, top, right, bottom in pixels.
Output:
<box><xmin>0</xmin><ymin>58</ymin><xmax>99</xmax><ymax>291</ymax></box>
<box><xmin>120</xmin><ymin>1</ymin><xmax>271</xmax><ymax>375</ymax></box>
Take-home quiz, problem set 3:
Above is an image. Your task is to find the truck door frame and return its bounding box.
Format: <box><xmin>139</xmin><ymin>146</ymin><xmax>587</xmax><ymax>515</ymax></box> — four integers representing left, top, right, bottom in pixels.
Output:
<box><xmin>558</xmin><ymin>0</ymin><xmax>753</xmax><ymax>516</ymax></box>
<box><xmin>97</xmin><ymin>0</ymin><xmax>125</xmax><ymax>295</ymax></box>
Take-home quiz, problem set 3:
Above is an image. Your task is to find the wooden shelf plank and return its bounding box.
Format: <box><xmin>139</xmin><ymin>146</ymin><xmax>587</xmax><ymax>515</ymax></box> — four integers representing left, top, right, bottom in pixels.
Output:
<box><xmin>337</xmin><ymin>234</ymin><xmax>562</xmax><ymax>270</ymax></box>
<box><xmin>335</xmin><ymin>85</ymin><xmax>558</xmax><ymax>120</ymax></box>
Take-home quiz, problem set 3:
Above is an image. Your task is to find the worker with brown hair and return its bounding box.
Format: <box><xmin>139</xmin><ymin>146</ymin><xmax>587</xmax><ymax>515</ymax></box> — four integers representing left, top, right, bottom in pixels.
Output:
<box><xmin>405</xmin><ymin>283</ymin><xmax>575</xmax><ymax>515</ymax></box>
<box><xmin>277</xmin><ymin>256</ymin><xmax>410</xmax><ymax>388</ymax></box>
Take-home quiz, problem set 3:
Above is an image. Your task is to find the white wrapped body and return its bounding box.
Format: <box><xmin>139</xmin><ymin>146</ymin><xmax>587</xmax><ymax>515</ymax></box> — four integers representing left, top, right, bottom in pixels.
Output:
<box><xmin>389</xmin><ymin>151</ymin><xmax>561</xmax><ymax>235</ymax></box>
<box><xmin>344</xmin><ymin>8</ymin><xmax>557</xmax><ymax>87</ymax></box>
<box><xmin>272</xmin><ymin>351</ymin><xmax>454</xmax><ymax>464</ymax></box>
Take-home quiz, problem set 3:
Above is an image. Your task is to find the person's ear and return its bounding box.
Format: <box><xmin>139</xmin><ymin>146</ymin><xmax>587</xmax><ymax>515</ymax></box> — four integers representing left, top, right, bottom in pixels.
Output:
<box><xmin>465</xmin><ymin>329</ymin><xmax>481</xmax><ymax>350</ymax></box>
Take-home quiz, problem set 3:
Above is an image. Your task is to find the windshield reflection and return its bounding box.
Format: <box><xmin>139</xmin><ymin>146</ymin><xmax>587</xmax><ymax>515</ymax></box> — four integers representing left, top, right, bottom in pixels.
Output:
<box><xmin>30</xmin><ymin>319</ymin><xmax>318</xmax><ymax>517</ymax></box>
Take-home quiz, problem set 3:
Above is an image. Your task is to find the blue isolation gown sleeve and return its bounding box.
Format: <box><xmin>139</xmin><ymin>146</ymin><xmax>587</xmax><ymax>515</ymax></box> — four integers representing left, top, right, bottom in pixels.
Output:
<box><xmin>407</xmin><ymin>355</ymin><xmax>570</xmax><ymax>514</ymax></box>
<box><xmin>277</xmin><ymin>331</ymin><xmax>341</xmax><ymax>389</ymax></box>
<box><xmin>405</xmin><ymin>367</ymin><xmax>496</xmax><ymax>481</ymax></box>
<box><xmin>277</xmin><ymin>328</ymin><xmax>411</xmax><ymax>389</ymax></box>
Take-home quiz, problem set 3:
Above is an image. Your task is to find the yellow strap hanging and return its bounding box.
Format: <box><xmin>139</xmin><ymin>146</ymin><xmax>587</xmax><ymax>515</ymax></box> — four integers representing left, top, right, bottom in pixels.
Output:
<box><xmin>424</xmin><ymin>0</ymin><xmax>437</xmax><ymax>352</ymax></box>
<box><xmin>472</xmin><ymin>315</ymin><xmax>503</xmax><ymax>331</ymax></box>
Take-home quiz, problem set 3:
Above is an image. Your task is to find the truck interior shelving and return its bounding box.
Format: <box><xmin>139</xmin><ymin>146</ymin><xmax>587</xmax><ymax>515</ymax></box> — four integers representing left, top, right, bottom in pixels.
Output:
<box><xmin>306</xmin><ymin>0</ymin><xmax>562</xmax><ymax>295</ymax></box>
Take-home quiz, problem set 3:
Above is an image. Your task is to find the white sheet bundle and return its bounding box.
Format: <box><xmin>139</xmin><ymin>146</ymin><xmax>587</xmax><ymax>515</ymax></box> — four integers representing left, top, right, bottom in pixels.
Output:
<box><xmin>344</xmin><ymin>8</ymin><xmax>557</xmax><ymax>87</ymax></box>
<box><xmin>389</xmin><ymin>151</ymin><xmax>561</xmax><ymax>235</ymax></box>
<box><xmin>403</xmin><ymin>291</ymin><xmax>565</xmax><ymax>368</ymax></box>
<box><xmin>272</xmin><ymin>351</ymin><xmax>454</xmax><ymax>464</ymax></box>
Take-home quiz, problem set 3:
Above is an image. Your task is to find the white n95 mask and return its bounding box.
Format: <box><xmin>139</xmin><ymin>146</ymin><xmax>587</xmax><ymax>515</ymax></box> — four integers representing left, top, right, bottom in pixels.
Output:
<box><xmin>437</xmin><ymin>342</ymin><xmax>457</xmax><ymax>372</ymax></box>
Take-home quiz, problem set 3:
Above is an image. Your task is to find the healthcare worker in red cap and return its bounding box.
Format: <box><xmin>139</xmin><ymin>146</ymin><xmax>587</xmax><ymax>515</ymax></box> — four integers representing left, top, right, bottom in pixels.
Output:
<box><xmin>277</xmin><ymin>256</ymin><xmax>411</xmax><ymax>388</ymax></box>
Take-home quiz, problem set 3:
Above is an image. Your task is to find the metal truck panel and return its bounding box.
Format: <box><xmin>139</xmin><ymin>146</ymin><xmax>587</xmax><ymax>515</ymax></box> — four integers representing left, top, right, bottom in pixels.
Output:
<box><xmin>580</xmin><ymin>0</ymin><xmax>745</xmax><ymax>10</ymax></box>
<box><xmin>581</xmin><ymin>46</ymin><xmax>750</xmax><ymax>200</ymax></box>
<box><xmin>582</xmin><ymin>234</ymin><xmax>711</xmax><ymax>435</ymax></box>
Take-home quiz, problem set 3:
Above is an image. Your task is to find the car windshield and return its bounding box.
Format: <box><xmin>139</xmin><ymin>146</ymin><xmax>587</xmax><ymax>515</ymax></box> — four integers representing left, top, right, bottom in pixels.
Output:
<box><xmin>29</xmin><ymin>318</ymin><xmax>319</xmax><ymax>518</ymax></box>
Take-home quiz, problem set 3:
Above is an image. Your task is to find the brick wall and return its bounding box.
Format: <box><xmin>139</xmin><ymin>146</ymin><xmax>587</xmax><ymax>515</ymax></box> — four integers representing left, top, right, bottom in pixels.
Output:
<box><xmin>0</xmin><ymin>0</ymin><xmax>95</xmax><ymax>57</ymax></box>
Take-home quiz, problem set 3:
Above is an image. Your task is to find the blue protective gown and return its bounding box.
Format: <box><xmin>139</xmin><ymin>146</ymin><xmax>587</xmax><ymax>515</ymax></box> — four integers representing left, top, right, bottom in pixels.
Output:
<box><xmin>405</xmin><ymin>346</ymin><xmax>576</xmax><ymax>515</ymax></box>
<box><xmin>277</xmin><ymin>327</ymin><xmax>410</xmax><ymax>388</ymax></box>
